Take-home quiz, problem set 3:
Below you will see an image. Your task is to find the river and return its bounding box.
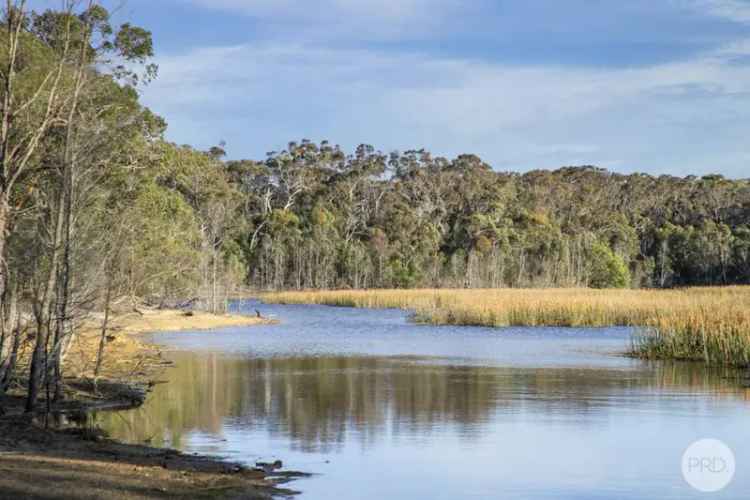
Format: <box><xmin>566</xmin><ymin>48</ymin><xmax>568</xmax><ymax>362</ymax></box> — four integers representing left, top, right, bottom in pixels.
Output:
<box><xmin>96</xmin><ymin>300</ymin><xmax>749</xmax><ymax>499</ymax></box>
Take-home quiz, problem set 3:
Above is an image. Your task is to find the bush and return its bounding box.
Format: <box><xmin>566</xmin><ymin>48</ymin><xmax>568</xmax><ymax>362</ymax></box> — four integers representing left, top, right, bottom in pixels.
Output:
<box><xmin>589</xmin><ymin>241</ymin><xmax>631</xmax><ymax>288</ymax></box>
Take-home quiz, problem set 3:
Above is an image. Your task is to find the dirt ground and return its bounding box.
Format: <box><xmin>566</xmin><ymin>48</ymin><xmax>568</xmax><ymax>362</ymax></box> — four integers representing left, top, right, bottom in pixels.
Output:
<box><xmin>0</xmin><ymin>309</ymin><xmax>294</xmax><ymax>499</ymax></box>
<box><xmin>0</xmin><ymin>415</ymin><xmax>303</xmax><ymax>499</ymax></box>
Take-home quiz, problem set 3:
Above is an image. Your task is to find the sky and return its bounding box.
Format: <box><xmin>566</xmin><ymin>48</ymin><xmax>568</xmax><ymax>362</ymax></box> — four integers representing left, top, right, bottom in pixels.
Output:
<box><xmin>30</xmin><ymin>1</ymin><xmax>750</xmax><ymax>177</ymax></box>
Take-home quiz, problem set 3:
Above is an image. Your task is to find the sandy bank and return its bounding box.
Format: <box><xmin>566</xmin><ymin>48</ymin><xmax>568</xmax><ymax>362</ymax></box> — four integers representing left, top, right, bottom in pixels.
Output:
<box><xmin>62</xmin><ymin>308</ymin><xmax>277</xmax><ymax>383</ymax></box>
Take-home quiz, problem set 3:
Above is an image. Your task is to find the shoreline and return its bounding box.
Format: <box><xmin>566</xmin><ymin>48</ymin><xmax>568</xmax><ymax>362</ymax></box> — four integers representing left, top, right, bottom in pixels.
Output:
<box><xmin>261</xmin><ymin>288</ymin><xmax>750</xmax><ymax>368</ymax></box>
<box><xmin>0</xmin><ymin>307</ymin><xmax>301</xmax><ymax>499</ymax></box>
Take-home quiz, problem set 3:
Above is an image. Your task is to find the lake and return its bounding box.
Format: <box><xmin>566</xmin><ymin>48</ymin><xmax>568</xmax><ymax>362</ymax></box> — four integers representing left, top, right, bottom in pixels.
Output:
<box><xmin>96</xmin><ymin>300</ymin><xmax>749</xmax><ymax>499</ymax></box>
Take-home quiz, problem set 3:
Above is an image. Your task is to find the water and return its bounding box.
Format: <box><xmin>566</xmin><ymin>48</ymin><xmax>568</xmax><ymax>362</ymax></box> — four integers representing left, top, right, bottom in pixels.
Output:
<box><xmin>96</xmin><ymin>300</ymin><xmax>750</xmax><ymax>499</ymax></box>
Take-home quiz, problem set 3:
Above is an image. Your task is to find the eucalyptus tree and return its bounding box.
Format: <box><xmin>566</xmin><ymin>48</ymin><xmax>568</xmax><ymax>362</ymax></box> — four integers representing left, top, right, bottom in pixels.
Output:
<box><xmin>0</xmin><ymin>0</ymin><xmax>75</xmax><ymax>339</ymax></box>
<box><xmin>162</xmin><ymin>144</ymin><xmax>245</xmax><ymax>312</ymax></box>
<box><xmin>236</xmin><ymin>141</ymin><xmax>750</xmax><ymax>291</ymax></box>
<box><xmin>2</xmin><ymin>0</ymin><xmax>159</xmax><ymax>410</ymax></box>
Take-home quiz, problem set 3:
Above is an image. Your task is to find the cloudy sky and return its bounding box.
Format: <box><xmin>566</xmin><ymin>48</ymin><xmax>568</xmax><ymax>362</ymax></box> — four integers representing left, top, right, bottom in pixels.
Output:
<box><xmin>32</xmin><ymin>1</ymin><xmax>750</xmax><ymax>176</ymax></box>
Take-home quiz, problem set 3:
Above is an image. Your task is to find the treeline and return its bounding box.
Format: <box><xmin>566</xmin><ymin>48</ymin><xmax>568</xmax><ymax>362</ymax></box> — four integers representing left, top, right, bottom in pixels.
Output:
<box><xmin>0</xmin><ymin>2</ymin><xmax>244</xmax><ymax>410</ymax></box>
<box><xmin>232</xmin><ymin>143</ymin><xmax>750</xmax><ymax>290</ymax></box>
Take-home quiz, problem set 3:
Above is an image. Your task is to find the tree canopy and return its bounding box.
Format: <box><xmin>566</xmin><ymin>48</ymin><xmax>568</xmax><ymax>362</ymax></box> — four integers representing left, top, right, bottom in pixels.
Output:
<box><xmin>232</xmin><ymin>147</ymin><xmax>750</xmax><ymax>290</ymax></box>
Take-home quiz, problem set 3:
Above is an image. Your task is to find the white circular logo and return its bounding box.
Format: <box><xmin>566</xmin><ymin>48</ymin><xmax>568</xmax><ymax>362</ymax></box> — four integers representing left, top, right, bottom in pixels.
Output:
<box><xmin>682</xmin><ymin>439</ymin><xmax>735</xmax><ymax>493</ymax></box>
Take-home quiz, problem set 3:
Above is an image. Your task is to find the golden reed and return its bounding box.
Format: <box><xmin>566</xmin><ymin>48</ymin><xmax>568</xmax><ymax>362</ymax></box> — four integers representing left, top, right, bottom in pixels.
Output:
<box><xmin>262</xmin><ymin>287</ymin><xmax>750</xmax><ymax>367</ymax></box>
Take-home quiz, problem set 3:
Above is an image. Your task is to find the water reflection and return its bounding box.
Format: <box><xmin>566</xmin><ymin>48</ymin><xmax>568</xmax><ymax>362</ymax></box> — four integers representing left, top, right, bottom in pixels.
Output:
<box><xmin>94</xmin><ymin>303</ymin><xmax>750</xmax><ymax>499</ymax></box>
<box><xmin>97</xmin><ymin>351</ymin><xmax>749</xmax><ymax>454</ymax></box>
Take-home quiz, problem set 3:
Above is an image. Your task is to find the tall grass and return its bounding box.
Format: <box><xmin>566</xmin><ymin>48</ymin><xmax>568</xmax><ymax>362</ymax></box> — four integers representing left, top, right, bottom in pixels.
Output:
<box><xmin>262</xmin><ymin>287</ymin><xmax>750</xmax><ymax>367</ymax></box>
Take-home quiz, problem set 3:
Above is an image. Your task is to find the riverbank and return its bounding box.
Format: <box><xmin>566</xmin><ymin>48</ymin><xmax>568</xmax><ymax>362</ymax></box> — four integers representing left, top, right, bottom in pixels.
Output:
<box><xmin>0</xmin><ymin>416</ymin><xmax>300</xmax><ymax>499</ymax></box>
<box><xmin>61</xmin><ymin>308</ymin><xmax>278</xmax><ymax>391</ymax></box>
<box><xmin>0</xmin><ymin>308</ymin><xmax>292</xmax><ymax>499</ymax></box>
<box><xmin>262</xmin><ymin>288</ymin><xmax>750</xmax><ymax>367</ymax></box>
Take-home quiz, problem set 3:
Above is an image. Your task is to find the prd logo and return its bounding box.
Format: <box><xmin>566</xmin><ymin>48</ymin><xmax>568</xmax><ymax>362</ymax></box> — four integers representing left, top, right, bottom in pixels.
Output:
<box><xmin>682</xmin><ymin>439</ymin><xmax>736</xmax><ymax>493</ymax></box>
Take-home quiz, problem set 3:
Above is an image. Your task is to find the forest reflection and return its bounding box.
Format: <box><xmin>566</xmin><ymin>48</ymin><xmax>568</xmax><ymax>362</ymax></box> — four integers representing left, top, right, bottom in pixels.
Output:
<box><xmin>96</xmin><ymin>352</ymin><xmax>749</xmax><ymax>453</ymax></box>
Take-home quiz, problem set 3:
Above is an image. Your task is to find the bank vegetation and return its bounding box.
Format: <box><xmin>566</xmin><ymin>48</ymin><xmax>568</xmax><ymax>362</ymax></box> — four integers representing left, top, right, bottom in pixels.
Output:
<box><xmin>0</xmin><ymin>1</ymin><xmax>251</xmax><ymax>416</ymax></box>
<box><xmin>263</xmin><ymin>288</ymin><xmax>750</xmax><ymax>367</ymax></box>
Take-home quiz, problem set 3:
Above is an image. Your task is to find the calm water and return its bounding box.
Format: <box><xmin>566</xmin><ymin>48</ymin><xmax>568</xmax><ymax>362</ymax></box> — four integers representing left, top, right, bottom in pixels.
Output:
<box><xmin>97</xmin><ymin>300</ymin><xmax>749</xmax><ymax>499</ymax></box>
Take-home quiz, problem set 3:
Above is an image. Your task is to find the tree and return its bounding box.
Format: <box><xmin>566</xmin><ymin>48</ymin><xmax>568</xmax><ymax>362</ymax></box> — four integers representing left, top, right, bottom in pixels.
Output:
<box><xmin>1</xmin><ymin>0</ymin><xmax>73</xmax><ymax>313</ymax></box>
<box><xmin>588</xmin><ymin>241</ymin><xmax>631</xmax><ymax>289</ymax></box>
<box><xmin>21</xmin><ymin>2</ymin><xmax>158</xmax><ymax>409</ymax></box>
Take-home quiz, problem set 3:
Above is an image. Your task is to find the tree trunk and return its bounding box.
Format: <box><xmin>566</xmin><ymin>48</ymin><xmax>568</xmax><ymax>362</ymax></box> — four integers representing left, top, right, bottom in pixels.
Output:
<box><xmin>0</xmin><ymin>310</ymin><xmax>21</xmax><ymax>394</ymax></box>
<box><xmin>0</xmin><ymin>278</ymin><xmax>14</xmax><ymax>346</ymax></box>
<box><xmin>50</xmin><ymin>28</ymin><xmax>92</xmax><ymax>400</ymax></box>
<box><xmin>0</xmin><ymin>288</ymin><xmax>7</xmax><ymax>375</ymax></box>
<box><xmin>0</xmin><ymin>198</ymin><xmax>8</xmax><ymax>310</ymax></box>
<box><xmin>26</xmin><ymin>313</ymin><xmax>49</xmax><ymax>412</ymax></box>
<box><xmin>93</xmin><ymin>274</ymin><xmax>112</xmax><ymax>386</ymax></box>
<box><xmin>51</xmin><ymin>160</ymin><xmax>73</xmax><ymax>402</ymax></box>
<box><xmin>211</xmin><ymin>249</ymin><xmax>217</xmax><ymax>314</ymax></box>
<box><xmin>0</xmin><ymin>279</ymin><xmax>17</xmax><ymax>394</ymax></box>
<box><xmin>26</xmin><ymin>186</ymin><xmax>65</xmax><ymax>412</ymax></box>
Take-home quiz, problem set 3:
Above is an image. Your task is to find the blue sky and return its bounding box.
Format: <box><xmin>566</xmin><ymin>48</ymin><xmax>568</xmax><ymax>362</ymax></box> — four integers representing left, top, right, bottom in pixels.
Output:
<box><xmin>33</xmin><ymin>1</ymin><xmax>750</xmax><ymax>176</ymax></box>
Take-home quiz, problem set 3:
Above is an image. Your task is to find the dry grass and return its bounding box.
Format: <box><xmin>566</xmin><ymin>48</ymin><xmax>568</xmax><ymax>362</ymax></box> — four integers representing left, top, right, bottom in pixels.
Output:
<box><xmin>262</xmin><ymin>287</ymin><xmax>750</xmax><ymax>367</ymax></box>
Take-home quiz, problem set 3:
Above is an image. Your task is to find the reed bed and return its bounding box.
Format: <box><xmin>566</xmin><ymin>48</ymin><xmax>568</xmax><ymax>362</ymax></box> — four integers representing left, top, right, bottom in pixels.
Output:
<box><xmin>262</xmin><ymin>287</ymin><xmax>750</xmax><ymax>367</ymax></box>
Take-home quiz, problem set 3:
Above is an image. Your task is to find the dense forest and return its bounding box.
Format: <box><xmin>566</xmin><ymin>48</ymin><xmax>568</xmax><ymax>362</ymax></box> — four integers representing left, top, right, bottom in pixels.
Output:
<box><xmin>1</xmin><ymin>2</ymin><xmax>750</xmax><ymax>408</ymax></box>
<box><xmin>235</xmin><ymin>146</ymin><xmax>750</xmax><ymax>290</ymax></box>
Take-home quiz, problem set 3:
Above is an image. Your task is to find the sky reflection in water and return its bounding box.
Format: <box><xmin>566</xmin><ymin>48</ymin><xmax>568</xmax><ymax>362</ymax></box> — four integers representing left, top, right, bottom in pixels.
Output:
<box><xmin>96</xmin><ymin>301</ymin><xmax>750</xmax><ymax>500</ymax></box>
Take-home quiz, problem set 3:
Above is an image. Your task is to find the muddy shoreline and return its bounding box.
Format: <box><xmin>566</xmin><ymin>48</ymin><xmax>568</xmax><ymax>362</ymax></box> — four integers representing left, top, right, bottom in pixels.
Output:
<box><xmin>0</xmin><ymin>308</ymin><xmax>301</xmax><ymax>499</ymax></box>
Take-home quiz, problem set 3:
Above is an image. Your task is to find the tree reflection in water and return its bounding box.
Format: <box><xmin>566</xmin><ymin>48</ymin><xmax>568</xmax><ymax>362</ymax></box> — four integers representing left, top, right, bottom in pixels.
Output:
<box><xmin>95</xmin><ymin>352</ymin><xmax>749</xmax><ymax>453</ymax></box>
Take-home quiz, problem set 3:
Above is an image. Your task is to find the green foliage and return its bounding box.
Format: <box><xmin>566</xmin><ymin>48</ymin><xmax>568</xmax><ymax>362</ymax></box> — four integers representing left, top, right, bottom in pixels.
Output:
<box><xmin>386</xmin><ymin>258</ymin><xmax>422</xmax><ymax>289</ymax></box>
<box><xmin>124</xmin><ymin>180</ymin><xmax>202</xmax><ymax>296</ymax></box>
<box><xmin>475</xmin><ymin>235</ymin><xmax>493</xmax><ymax>254</ymax></box>
<box><xmin>588</xmin><ymin>242</ymin><xmax>631</xmax><ymax>289</ymax></box>
<box><xmin>231</xmin><ymin>141</ymin><xmax>750</xmax><ymax>290</ymax></box>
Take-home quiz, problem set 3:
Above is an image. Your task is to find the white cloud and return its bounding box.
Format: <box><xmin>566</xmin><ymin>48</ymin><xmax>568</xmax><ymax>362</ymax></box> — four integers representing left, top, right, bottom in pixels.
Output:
<box><xmin>180</xmin><ymin>0</ymin><xmax>477</xmax><ymax>40</ymax></box>
<box><xmin>688</xmin><ymin>0</ymin><xmax>750</xmax><ymax>23</ymax></box>
<box><xmin>142</xmin><ymin>34</ymin><xmax>750</xmax><ymax>178</ymax></box>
